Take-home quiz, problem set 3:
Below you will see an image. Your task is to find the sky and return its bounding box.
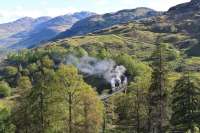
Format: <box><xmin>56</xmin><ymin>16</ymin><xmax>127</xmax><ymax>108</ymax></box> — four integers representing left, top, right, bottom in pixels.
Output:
<box><xmin>0</xmin><ymin>0</ymin><xmax>190</xmax><ymax>24</ymax></box>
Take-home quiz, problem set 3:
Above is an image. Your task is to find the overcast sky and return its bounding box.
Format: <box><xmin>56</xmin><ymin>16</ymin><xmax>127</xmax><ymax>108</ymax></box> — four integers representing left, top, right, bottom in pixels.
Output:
<box><xmin>0</xmin><ymin>0</ymin><xmax>190</xmax><ymax>24</ymax></box>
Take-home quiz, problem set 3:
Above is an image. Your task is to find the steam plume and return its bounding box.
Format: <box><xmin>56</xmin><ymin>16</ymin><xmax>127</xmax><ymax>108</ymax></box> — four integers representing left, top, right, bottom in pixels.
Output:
<box><xmin>64</xmin><ymin>55</ymin><xmax>127</xmax><ymax>90</ymax></box>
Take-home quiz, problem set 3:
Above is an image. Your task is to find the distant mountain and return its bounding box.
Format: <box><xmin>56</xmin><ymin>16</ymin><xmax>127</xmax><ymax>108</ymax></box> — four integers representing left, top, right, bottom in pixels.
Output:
<box><xmin>168</xmin><ymin>0</ymin><xmax>200</xmax><ymax>15</ymax></box>
<box><xmin>3</xmin><ymin>1</ymin><xmax>200</xmax><ymax>51</ymax></box>
<box><xmin>165</xmin><ymin>0</ymin><xmax>200</xmax><ymax>56</ymax></box>
<box><xmin>161</xmin><ymin>0</ymin><xmax>200</xmax><ymax>36</ymax></box>
<box><xmin>9</xmin><ymin>11</ymin><xmax>96</xmax><ymax>49</ymax></box>
<box><xmin>56</xmin><ymin>7</ymin><xmax>162</xmax><ymax>39</ymax></box>
<box><xmin>36</xmin><ymin>12</ymin><xmax>96</xmax><ymax>30</ymax></box>
<box><xmin>51</xmin><ymin>0</ymin><xmax>200</xmax><ymax>57</ymax></box>
<box><xmin>0</xmin><ymin>11</ymin><xmax>96</xmax><ymax>49</ymax></box>
<box><xmin>0</xmin><ymin>17</ymin><xmax>51</xmax><ymax>40</ymax></box>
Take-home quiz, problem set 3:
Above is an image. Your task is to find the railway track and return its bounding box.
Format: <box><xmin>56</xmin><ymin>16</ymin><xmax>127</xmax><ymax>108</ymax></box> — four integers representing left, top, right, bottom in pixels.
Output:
<box><xmin>100</xmin><ymin>87</ymin><xmax>126</xmax><ymax>101</ymax></box>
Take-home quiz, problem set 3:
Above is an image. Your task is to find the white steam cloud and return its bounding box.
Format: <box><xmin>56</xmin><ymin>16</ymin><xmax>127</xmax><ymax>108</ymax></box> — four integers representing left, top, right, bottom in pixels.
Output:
<box><xmin>63</xmin><ymin>55</ymin><xmax>127</xmax><ymax>91</ymax></box>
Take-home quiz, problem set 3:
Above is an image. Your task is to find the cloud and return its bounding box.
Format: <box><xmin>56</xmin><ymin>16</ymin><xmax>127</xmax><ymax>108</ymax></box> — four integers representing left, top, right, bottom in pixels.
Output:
<box><xmin>94</xmin><ymin>0</ymin><xmax>108</xmax><ymax>6</ymax></box>
<box><xmin>146</xmin><ymin>0</ymin><xmax>190</xmax><ymax>11</ymax></box>
<box><xmin>45</xmin><ymin>7</ymin><xmax>78</xmax><ymax>16</ymax></box>
<box><xmin>0</xmin><ymin>6</ymin><xmax>78</xmax><ymax>23</ymax></box>
<box><xmin>92</xmin><ymin>0</ymin><xmax>190</xmax><ymax>12</ymax></box>
<box><xmin>0</xmin><ymin>13</ymin><xmax>3</xmax><ymax>18</ymax></box>
<box><xmin>41</xmin><ymin>0</ymin><xmax>48</xmax><ymax>6</ymax></box>
<box><xmin>0</xmin><ymin>0</ymin><xmax>190</xmax><ymax>23</ymax></box>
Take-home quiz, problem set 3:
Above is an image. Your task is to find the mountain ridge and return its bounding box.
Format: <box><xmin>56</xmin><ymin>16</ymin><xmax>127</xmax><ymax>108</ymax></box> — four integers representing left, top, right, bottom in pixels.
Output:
<box><xmin>55</xmin><ymin>7</ymin><xmax>162</xmax><ymax>39</ymax></box>
<box><xmin>0</xmin><ymin>11</ymin><xmax>96</xmax><ymax>49</ymax></box>
<box><xmin>1</xmin><ymin>0</ymin><xmax>200</xmax><ymax>50</ymax></box>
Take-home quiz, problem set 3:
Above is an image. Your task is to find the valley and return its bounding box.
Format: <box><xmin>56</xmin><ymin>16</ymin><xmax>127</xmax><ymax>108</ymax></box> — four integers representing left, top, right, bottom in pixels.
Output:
<box><xmin>0</xmin><ymin>0</ymin><xmax>200</xmax><ymax>133</ymax></box>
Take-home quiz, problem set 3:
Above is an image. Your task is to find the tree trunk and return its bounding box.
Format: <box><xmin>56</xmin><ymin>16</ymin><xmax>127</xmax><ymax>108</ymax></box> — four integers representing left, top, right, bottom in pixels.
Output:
<box><xmin>84</xmin><ymin>103</ymin><xmax>89</xmax><ymax>133</ymax></box>
<box><xmin>69</xmin><ymin>92</ymin><xmax>72</xmax><ymax>133</ymax></box>
<box><xmin>40</xmin><ymin>92</ymin><xmax>44</xmax><ymax>133</ymax></box>
<box><xmin>136</xmin><ymin>87</ymin><xmax>140</xmax><ymax>133</ymax></box>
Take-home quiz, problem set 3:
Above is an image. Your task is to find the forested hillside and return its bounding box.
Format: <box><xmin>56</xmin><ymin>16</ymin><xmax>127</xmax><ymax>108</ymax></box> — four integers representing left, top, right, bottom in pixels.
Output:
<box><xmin>0</xmin><ymin>0</ymin><xmax>200</xmax><ymax>133</ymax></box>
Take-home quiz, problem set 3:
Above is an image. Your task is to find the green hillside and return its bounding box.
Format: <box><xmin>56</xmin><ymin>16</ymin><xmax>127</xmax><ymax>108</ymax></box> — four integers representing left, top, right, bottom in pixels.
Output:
<box><xmin>0</xmin><ymin>0</ymin><xmax>200</xmax><ymax>132</ymax></box>
<box><xmin>0</xmin><ymin>20</ymin><xmax>199</xmax><ymax>132</ymax></box>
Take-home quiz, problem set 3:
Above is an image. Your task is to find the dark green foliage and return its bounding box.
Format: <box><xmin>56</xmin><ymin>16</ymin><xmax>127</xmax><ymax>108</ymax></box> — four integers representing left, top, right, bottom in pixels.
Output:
<box><xmin>110</xmin><ymin>86</ymin><xmax>149</xmax><ymax>132</ymax></box>
<box><xmin>112</xmin><ymin>94</ymin><xmax>136</xmax><ymax>133</ymax></box>
<box><xmin>171</xmin><ymin>73</ymin><xmax>200</xmax><ymax>132</ymax></box>
<box><xmin>0</xmin><ymin>38</ymin><xmax>199</xmax><ymax>133</ymax></box>
<box><xmin>148</xmin><ymin>42</ymin><xmax>170</xmax><ymax>132</ymax></box>
<box><xmin>0</xmin><ymin>16</ymin><xmax>200</xmax><ymax>132</ymax></box>
<box><xmin>186</xmin><ymin>44</ymin><xmax>200</xmax><ymax>57</ymax></box>
<box><xmin>0</xmin><ymin>108</ymin><xmax>15</xmax><ymax>133</ymax></box>
<box><xmin>72</xmin><ymin>46</ymin><xmax>88</xmax><ymax>57</ymax></box>
<box><xmin>151</xmin><ymin>23</ymin><xmax>178</xmax><ymax>33</ymax></box>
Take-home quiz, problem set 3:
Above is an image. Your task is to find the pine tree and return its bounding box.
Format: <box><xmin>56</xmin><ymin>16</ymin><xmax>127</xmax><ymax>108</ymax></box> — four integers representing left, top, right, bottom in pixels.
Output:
<box><xmin>171</xmin><ymin>73</ymin><xmax>200</xmax><ymax>133</ymax></box>
<box><xmin>110</xmin><ymin>78</ymin><xmax>150</xmax><ymax>133</ymax></box>
<box><xmin>148</xmin><ymin>40</ymin><xmax>169</xmax><ymax>133</ymax></box>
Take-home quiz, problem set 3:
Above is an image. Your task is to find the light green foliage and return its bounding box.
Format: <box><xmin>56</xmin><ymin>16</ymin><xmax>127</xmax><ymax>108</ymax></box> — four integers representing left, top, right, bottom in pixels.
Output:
<box><xmin>0</xmin><ymin>81</ymin><xmax>11</xmax><ymax>98</ymax></box>
<box><xmin>47</xmin><ymin>45</ymin><xmax>68</xmax><ymax>57</ymax></box>
<box><xmin>97</xmin><ymin>48</ymin><xmax>111</xmax><ymax>59</ymax></box>
<box><xmin>17</xmin><ymin>76</ymin><xmax>32</xmax><ymax>91</ymax></box>
<box><xmin>4</xmin><ymin>66</ymin><xmax>18</xmax><ymax>77</ymax></box>
<box><xmin>72</xmin><ymin>46</ymin><xmax>88</xmax><ymax>57</ymax></box>
<box><xmin>184</xmin><ymin>57</ymin><xmax>200</xmax><ymax>71</ymax></box>
<box><xmin>57</xmin><ymin>64</ymin><xmax>104</xmax><ymax>133</ymax></box>
<box><xmin>76</xmin><ymin>83</ymin><xmax>104</xmax><ymax>133</ymax></box>
<box><xmin>167</xmin><ymin>72</ymin><xmax>182</xmax><ymax>90</ymax></box>
<box><xmin>14</xmin><ymin>67</ymin><xmax>67</xmax><ymax>133</ymax></box>
<box><xmin>12</xmin><ymin>64</ymin><xmax>104</xmax><ymax>133</ymax></box>
<box><xmin>41</xmin><ymin>56</ymin><xmax>54</xmax><ymax>68</ymax></box>
<box><xmin>0</xmin><ymin>16</ymin><xmax>200</xmax><ymax>133</ymax></box>
<box><xmin>64</xmin><ymin>35</ymin><xmax>125</xmax><ymax>46</ymax></box>
<box><xmin>27</xmin><ymin>63</ymin><xmax>38</xmax><ymax>75</ymax></box>
<box><xmin>186</xmin><ymin>57</ymin><xmax>200</xmax><ymax>65</ymax></box>
<box><xmin>114</xmin><ymin>53</ymin><xmax>152</xmax><ymax>83</ymax></box>
<box><xmin>7</xmin><ymin>50</ymin><xmax>29</xmax><ymax>64</ymax></box>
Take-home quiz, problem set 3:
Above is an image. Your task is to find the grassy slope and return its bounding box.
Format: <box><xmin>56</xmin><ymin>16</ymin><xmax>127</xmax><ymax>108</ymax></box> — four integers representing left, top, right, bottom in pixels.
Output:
<box><xmin>45</xmin><ymin>22</ymin><xmax>192</xmax><ymax>61</ymax></box>
<box><xmin>1</xmin><ymin>21</ymin><xmax>200</xmax><ymax>108</ymax></box>
<box><xmin>39</xmin><ymin>21</ymin><xmax>200</xmax><ymax>75</ymax></box>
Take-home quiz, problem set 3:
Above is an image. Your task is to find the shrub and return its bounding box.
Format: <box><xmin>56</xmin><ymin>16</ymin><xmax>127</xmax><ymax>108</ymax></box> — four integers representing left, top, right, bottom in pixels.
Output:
<box><xmin>4</xmin><ymin>66</ymin><xmax>18</xmax><ymax>77</ymax></box>
<box><xmin>0</xmin><ymin>81</ymin><xmax>11</xmax><ymax>98</ymax></box>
